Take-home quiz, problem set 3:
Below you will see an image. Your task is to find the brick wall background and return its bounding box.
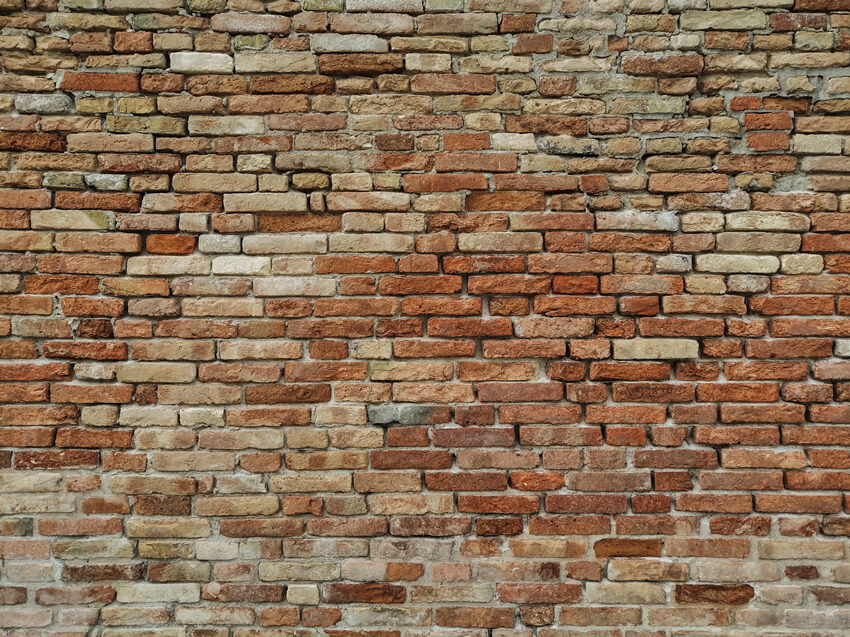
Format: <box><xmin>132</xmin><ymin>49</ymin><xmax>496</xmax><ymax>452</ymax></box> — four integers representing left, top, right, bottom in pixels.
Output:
<box><xmin>1</xmin><ymin>0</ymin><xmax>850</xmax><ymax>633</ymax></box>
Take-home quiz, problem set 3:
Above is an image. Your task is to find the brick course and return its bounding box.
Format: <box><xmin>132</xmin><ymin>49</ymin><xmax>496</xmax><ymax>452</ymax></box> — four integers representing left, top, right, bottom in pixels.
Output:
<box><xmin>0</xmin><ymin>0</ymin><xmax>850</xmax><ymax>633</ymax></box>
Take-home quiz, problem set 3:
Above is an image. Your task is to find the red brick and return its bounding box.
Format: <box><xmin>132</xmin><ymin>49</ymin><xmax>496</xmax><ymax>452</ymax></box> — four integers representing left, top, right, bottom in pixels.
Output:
<box><xmin>60</xmin><ymin>72</ymin><xmax>139</xmax><ymax>92</ymax></box>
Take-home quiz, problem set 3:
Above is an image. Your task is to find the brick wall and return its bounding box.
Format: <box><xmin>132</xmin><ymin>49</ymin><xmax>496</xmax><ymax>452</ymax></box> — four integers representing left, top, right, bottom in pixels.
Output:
<box><xmin>1</xmin><ymin>0</ymin><xmax>850</xmax><ymax>633</ymax></box>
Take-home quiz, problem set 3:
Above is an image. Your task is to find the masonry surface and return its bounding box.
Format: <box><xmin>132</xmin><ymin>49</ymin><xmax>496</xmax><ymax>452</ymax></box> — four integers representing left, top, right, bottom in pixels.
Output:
<box><xmin>1</xmin><ymin>0</ymin><xmax>850</xmax><ymax>634</ymax></box>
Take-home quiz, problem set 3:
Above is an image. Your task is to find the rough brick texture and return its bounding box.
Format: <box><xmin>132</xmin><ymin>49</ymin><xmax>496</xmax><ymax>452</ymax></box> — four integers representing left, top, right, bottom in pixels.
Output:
<box><xmin>1</xmin><ymin>0</ymin><xmax>850</xmax><ymax>634</ymax></box>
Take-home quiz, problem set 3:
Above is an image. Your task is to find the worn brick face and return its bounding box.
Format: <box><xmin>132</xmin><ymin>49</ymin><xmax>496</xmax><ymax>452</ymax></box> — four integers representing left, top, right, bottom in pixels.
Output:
<box><xmin>0</xmin><ymin>0</ymin><xmax>848</xmax><ymax>633</ymax></box>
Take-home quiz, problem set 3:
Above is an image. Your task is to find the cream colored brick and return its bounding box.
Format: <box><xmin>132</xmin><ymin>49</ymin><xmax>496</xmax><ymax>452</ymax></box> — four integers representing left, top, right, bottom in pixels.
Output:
<box><xmin>695</xmin><ymin>254</ymin><xmax>780</xmax><ymax>273</ymax></box>
<box><xmin>491</xmin><ymin>133</ymin><xmax>537</xmax><ymax>151</ymax></box>
<box><xmin>770</xmin><ymin>52</ymin><xmax>850</xmax><ymax>69</ymax></box>
<box><xmin>342</xmin><ymin>212</ymin><xmax>384</xmax><ymax>232</ymax></box>
<box><xmin>253</xmin><ymin>276</ymin><xmax>336</xmax><ymax>297</ymax></box>
<box><xmin>81</xmin><ymin>405</ymin><xmax>119</xmax><ymax>426</ymax></box>
<box><xmin>286</xmin><ymin>584</ymin><xmax>320</xmax><ymax>605</ymax></box>
<box><xmin>259</xmin><ymin>561</ymin><xmax>340</xmax><ymax>581</ymax></box>
<box><xmin>349</xmin><ymin>95</ymin><xmax>432</xmax><ymax>114</ymax></box>
<box><xmin>31</xmin><ymin>209</ymin><xmax>114</xmax><ymax>230</ymax></box>
<box><xmin>116</xmin><ymin>583</ymin><xmax>200</xmax><ymax>603</ymax></box>
<box><xmin>219</xmin><ymin>341</ymin><xmax>302</xmax><ymax>360</ymax></box>
<box><xmin>234</xmin><ymin>52</ymin><xmax>316</xmax><ymax>73</ymax></box>
<box><xmin>329</xmin><ymin>233</ymin><xmax>413</xmax><ymax>253</ymax></box>
<box><xmin>180</xmin><ymin>408</ymin><xmax>225</xmax><ymax>427</ymax></box>
<box><xmin>331</xmin><ymin>173</ymin><xmax>372</xmax><ymax>191</ymax></box>
<box><xmin>211</xmin><ymin>256</ymin><xmax>271</xmax><ymax>276</ymax></box>
<box><xmin>117</xmin><ymin>362</ymin><xmax>195</xmax><ymax>384</ymax></box>
<box><xmin>187</xmin><ymin>116</ymin><xmax>265</xmax><ymax>136</ymax></box>
<box><xmin>223</xmin><ymin>192</ymin><xmax>307</xmax><ymax>212</ymax></box>
<box><xmin>170</xmin><ymin>52</ymin><xmax>233</xmax><ymax>74</ymax></box>
<box><xmin>119</xmin><ymin>406</ymin><xmax>179</xmax><ymax>427</ymax></box>
<box><xmin>608</xmin><ymin>558</ymin><xmax>689</xmax><ymax>581</ymax></box>
<box><xmin>351</xmin><ymin>341</ymin><xmax>393</xmax><ymax>359</ymax></box>
<box><xmin>172</xmin><ymin>173</ymin><xmax>256</xmax><ymax>193</ymax></box>
<box><xmin>269</xmin><ymin>474</ymin><xmax>351</xmax><ymax>492</ymax></box>
<box><xmin>459</xmin><ymin>55</ymin><xmax>532</xmax><ymax>73</ymax></box>
<box><xmin>827</xmin><ymin>77</ymin><xmax>850</xmax><ymax>94</ymax></box>
<box><xmin>458</xmin><ymin>232</ymin><xmax>542</xmax><ymax>253</ymax></box>
<box><xmin>286</xmin><ymin>429</ymin><xmax>329</xmax><ymax>449</ymax></box>
<box><xmin>780</xmin><ymin>253</ymin><xmax>823</xmax><ymax>274</ymax></box>
<box><xmin>716</xmin><ymin>232</ymin><xmax>801</xmax><ymax>253</ymax></box>
<box><xmin>53</xmin><ymin>539</ymin><xmax>134</xmax><ymax>559</ymax></box>
<box><xmin>405</xmin><ymin>53</ymin><xmax>451</xmax><ymax>72</ymax></box>
<box><xmin>0</xmin><ymin>472</ymin><xmax>62</xmax><ymax>493</ymax></box>
<box><xmin>586</xmin><ymin>582</ymin><xmax>666</xmax><ymax>604</ymax></box>
<box><xmin>759</xmin><ymin>540</ymin><xmax>844</xmax><ymax>560</ymax></box>
<box><xmin>242</xmin><ymin>234</ymin><xmax>326</xmax><ymax>254</ymax></box>
<box><xmin>725</xmin><ymin>211</ymin><xmax>810</xmax><ymax>232</ymax></box>
<box><xmin>685</xmin><ymin>275</ymin><xmax>727</xmax><ymax>294</ymax></box>
<box><xmin>695</xmin><ymin>561</ymin><xmax>780</xmax><ymax>582</ymax></box>
<box><xmin>126</xmin><ymin>256</ymin><xmax>210</xmax><ymax>276</ymax></box>
<box><xmin>680</xmin><ymin>10</ymin><xmax>766</xmax><ymax>30</ymax></box>
<box><xmin>793</xmin><ymin>135</ymin><xmax>843</xmax><ymax>154</ymax></box>
<box><xmin>152</xmin><ymin>452</ymin><xmax>234</xmax><ymax>472</ymax></box>
<box><xmin>613</xmin><ymin>338</ymin><xmax>699</xmax><ymax>360</ymax></box>
<box><xmin>312</xmin><ymin>33</ymin><xmax>388</xmax><ymax>52</ymax></box>
<box><xmin>196</xmin><ymin>496</ymin><xmax>279</xmax><ymax>516</ymax></box>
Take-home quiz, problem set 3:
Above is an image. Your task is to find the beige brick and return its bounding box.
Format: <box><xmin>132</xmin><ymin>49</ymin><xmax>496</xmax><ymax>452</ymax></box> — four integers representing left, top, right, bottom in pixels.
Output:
<box><xmin>234</xmin><ymin>52</ymin><xmax>316</xmax><ymax>73</ymax></box>
<box><xmin>695</xmin><ymin>254</ymin><xmax>780</xmax><ymax>273</ymax></box>
<box><xmin>716</xmin><ymin>232</ymin><xmax>801</xmax><ymax>253</ymax></box>
<box><xmin>0</xmin><ymin>472</ymin><xmax>62</xmax><ymax>493</ymax></box>
<box><xmin>326</xmin><ymin>191</ymin><xmax>411</xmax><ymax>212</ymax></box>
<box><xmin>607</xmin><ymin>559</ymin><xmax>690</xmax><ymax>581</ymax></box>
<box><xmin>126</xmin><ymin>518</ymin><xmax>211</xmax><ymax>539</ymax></box>
<box><xmin>695</xmin><ymin>561</ymin><xmax>780</xmax><ymax>581</ymax></box>
<box><xmin>187</xmin><ymin>116</ymin><xmax>265</xmax><ymax>136</ymax></box>
<box><xmin>126</xmin><ymin>256</ymin><xmax>210</xmax><ymax>276</ymax></box>
<box><xmin>173</xmin><ymin>173</ymin><xmax>258</xmax><ymax>193</ymax></box>
<box><xmin>152</xmin><ymin>452</ymin><xmax>235</xmax><ymax>472</ymax></box>
<box><xmin>286</xmin><ymin>584</ymin><xmax>320</xmax><ymax>604</ymax></box>
<box><xmin>680</xmin><ymin>10</ymin><xmax>767</xmax><ymax>30</ymax></box>
<box><xmin>67</xmin><ymin>133</ymin><xmax>153</xmax><ymax>152</ymax></box>
<box><xmin>117</xmin><ymin>362</ymin><xmax>195</xmax><ymax>383</ymax></box>
<box><xmin>770</xmin><ymin>52</ymin><xmax>850</xmax><ymax>69</ymax></box>
<box><xmin>270</xmin><ymin>474</ymin><xmax>352</xmax><ymax>492</ymax></box>
<box><xmin>329</xmin><ymin>233</ymin><xmax>414</xmax><ymax>252</ymax></box>
<box><xmin>0</xmin><ymin>495</ymin><xmax>75</xmax><ymax>514</ymax></box>
<box><xmin>53</xmin><ymin>539</ymin><xmax>135</xmax><ymax>559</ymax></box>
<box><xmin>725</xmin><ymin>212</ymin><xmax>809</xmax><ymax>232</ymax></box>
<box><xmin>118</xmin><ymin>406</ymin><xmax>178</xmax><ymax>427</ymax></box>
<box><xmin>196</xmin><ymin>496</ymin><xmax>279</xmax><ymax>516</ymax></box>
<box><xmin>586</xmin><ymin>583</ymin><xmax>666</xmax><ymax>604</ymax></box>
<box><xmin>458</xmin><ymin>232</ymin><xmax>543</xmax><ymax>253</ymax></box>
<box><xmin>223</xmin><ymin>192</ymin><xmax>307</xmax><ymax>212</ymax></box>
<box><xmin>211</xmin><ymin>256</ymin><xmax>271</xmax><ymax>276</ymax></box>
<box><xmin>116</xmin><ymin>583</ymin><xmax>201</xmax><ymax>603</ymax></box>
<box><xmin>759</xmin><ymin>540</ymin><xmax>844</xmax><ymax>560</ymax></box>
<box><xmin>253</xmin><ymin>276</ymin><xmax>336</xmax><ymax>296</ymax></box>
<box><xmin>780</xmin><ymin>253</ymin><xmax>823</xmax><ymax>274</ymax></box>
<box><xmin>259</xmin><ymin>561</ymin><xmax>340</xmax><ymax>581</ymax></box>
<box><xmin>613</xmin><ymin>338</ymin><xmax>699</xmax><ymax>360</ymax></box>
<box><xmin>242</xmin><ymin>234</ymin><xmax>326</xmax><ymax>254</ymax></box>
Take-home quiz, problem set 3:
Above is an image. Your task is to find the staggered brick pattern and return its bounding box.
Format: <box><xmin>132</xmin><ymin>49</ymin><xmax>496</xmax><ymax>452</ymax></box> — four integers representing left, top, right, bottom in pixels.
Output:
<box><xmin>2</xmin><ymin>0</ymin><xmax>850</xmax><ymax>634</ymax></box>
